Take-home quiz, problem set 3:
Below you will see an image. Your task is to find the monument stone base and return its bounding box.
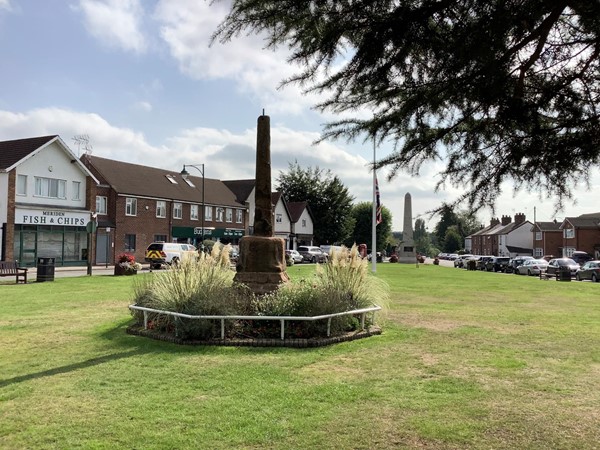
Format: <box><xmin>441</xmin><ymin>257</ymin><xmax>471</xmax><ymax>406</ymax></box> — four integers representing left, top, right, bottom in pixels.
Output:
<box><xmin>234</xmin><ymin>236</ymin><xmax>289</xmax><ymax>294</ymax></box>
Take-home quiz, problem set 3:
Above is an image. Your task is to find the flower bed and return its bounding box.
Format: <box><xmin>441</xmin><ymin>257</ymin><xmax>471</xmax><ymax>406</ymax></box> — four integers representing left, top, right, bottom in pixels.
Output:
<box><xmin>115</xmin><ymin>253</ymin><xmax>142</xmax><ymax>276</ymax></box>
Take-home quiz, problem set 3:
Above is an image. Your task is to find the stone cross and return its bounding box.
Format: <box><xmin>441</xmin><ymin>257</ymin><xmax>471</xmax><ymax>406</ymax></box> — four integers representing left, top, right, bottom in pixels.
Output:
<box><xmin>253</xmin><ymin>114</ymin><xmax>273</xmax><ymax>237</ymax></box>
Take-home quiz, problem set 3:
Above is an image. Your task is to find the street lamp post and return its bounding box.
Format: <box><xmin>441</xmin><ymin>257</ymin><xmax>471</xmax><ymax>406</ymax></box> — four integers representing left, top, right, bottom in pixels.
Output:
<box><xmin>180</xmin><ymin>164</ymin><xmax>205</xmax><ymax>251</ymax></box>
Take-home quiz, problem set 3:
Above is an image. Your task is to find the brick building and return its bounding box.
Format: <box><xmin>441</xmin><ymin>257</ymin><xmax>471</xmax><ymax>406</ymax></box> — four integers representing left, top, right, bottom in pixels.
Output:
<box><xmin>82</xmin><ymin>155</ymin><xmax>247</xmax><ymax>264</ymax></box>
<box><xmin>531</xmin><ymin>221</ymin><xmax>562</xmax><ymax>258</ymax></box>
<box><xmin>0</xmin><ymin>136</ymin><xmax>97</xmax><ymax>266</ymax></box>
<box><xmin>559</xmin><ymin>213</ymin><xmax>600</xmax><ymax>259</ymax></box>
<box><xmin>469</xmin><ymin>213</ymin><xmax>533</xmax><ymax>256</ymax></box>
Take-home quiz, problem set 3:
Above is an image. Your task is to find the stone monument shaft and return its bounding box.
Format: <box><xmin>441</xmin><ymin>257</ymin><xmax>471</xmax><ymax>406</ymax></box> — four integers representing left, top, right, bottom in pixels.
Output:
<box><xmin>253</xmin><ymin>115</ymin><xmax>273</xmax><ymax>237</ymax></box>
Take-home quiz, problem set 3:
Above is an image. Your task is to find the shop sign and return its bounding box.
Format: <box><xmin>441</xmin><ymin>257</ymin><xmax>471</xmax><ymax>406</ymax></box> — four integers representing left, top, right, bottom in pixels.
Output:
<box><xmin>15</xmin><ymin>208</ymin><xmax>90</xmax><ymax>226</ymax></box>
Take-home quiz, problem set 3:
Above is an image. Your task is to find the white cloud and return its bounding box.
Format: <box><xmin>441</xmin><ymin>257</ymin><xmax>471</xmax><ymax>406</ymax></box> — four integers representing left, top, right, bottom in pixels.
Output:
<box><xmin>0</xmin><ymin>0</ymin><xmax>12</xmax><ymax>11</ymax></box>
<box><xmin>132</xmin><ymin>101</ymin><xmax>152</xmax><ymax>112</ymax></box>
<box><xmin>75</xmin><ymin>0</ymin><xmax>147</xmax><ymax>54</ymax></box>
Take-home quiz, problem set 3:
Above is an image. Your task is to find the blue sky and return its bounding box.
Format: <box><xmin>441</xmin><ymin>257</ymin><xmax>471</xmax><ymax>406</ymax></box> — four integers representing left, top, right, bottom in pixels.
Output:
<box><xmin>1</xmin><ymin>0</ymin><xmax>598</xmax><ymax>231</ymax></box>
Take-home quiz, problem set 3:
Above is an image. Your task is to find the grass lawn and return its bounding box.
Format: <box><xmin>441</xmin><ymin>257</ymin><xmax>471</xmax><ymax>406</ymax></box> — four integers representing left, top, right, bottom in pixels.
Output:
<box><xmin>1</xmin><ymin>264</ymin><xmax>599</xmax><ymax>449</ymax></box>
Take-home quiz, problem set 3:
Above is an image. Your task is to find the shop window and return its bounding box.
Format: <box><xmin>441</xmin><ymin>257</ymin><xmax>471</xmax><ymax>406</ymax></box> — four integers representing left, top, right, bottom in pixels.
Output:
<box><xmin>96</xmin><ymin>196</ymin><xmax>108</xmax><ymax>215</ymax></box>
<box><xmin>173</xmin><ymin>202</ymin><xmax>183</xmax><ymax>219</ymax></box>
<box><xmin>156</xmin><ymin>201</ymin><xmax>166</xmax><ymax>218</ymax></box>
<box><xmin>205</xmin><ymin>206</ymin><xmax>213</xmax><ymax>221</ymax></box>
<box><xmin>216</xmin><ymin>207</ymin><xmax>224</xmax><ymax>222</ymax></box>
<box><xmin>191</xmin><ymin>205</ymin><xmax>199</xmax><ymax>220</ymax></box>
<box><xmin>126</xmin><ymin>198</ymin><xmax>137</xmax><ymax>216</ymax></box>
<box><xmin>236</xmin><ymin>209</ymin><xmax>243</xmax><ymax>223</ymax></box>
<box><xmin>124</xmin><ymin>234</ymin><xmax>136</xmax><ymax>252</ymax></box>
<box><xmin>72</xmin><ymin>181</ymin><xmax>81</xmax><ymax>201</ymax></box>
<box><xmin>226</xmin><ymin>208</ymin><xmax>233</xmax><ymax>223</ymax></box>
<box><xmin>17</xmin><ymin>174</ymin><xmax>27</xmax><ymax>196</ymax></box>
<box><xmin>35</xmin><ymin>177</ymin><xmax>66</xmax><ymax>199</ymax></box>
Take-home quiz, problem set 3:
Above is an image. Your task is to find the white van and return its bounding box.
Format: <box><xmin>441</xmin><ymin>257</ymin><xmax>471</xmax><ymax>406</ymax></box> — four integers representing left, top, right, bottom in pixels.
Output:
<box><xmin>144</xmin><ymin>242</ymin><xmax>197</xmax><ymax>269</ymax></box>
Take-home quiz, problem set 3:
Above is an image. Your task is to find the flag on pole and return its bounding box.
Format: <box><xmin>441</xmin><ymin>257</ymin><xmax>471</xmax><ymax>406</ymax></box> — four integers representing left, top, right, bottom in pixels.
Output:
<box><xmin>376</xmin><ymin>177</ymin><xmax>382</xmax><ymax>225</ymax></box>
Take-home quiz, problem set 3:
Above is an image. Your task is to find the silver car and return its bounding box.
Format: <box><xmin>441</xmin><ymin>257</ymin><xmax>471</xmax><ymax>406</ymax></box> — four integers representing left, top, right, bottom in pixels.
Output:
<box><xmin>516</xmin><ymin>259</ymin><xmax>548</xmax><ymax>276</ymax></box>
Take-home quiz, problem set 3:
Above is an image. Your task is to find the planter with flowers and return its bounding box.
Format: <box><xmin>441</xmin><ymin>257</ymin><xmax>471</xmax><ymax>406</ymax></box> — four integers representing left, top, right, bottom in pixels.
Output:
<box><xmin>115</xmin><ymin>253</ymin><xmax>142</xmax><ymax>276</ymax></box>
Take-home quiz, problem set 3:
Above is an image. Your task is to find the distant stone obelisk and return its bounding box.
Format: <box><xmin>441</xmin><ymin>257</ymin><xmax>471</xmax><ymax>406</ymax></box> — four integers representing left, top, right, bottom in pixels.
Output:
<box><xmin>398</xmin><ymin>193</ymin><xmax>416</xmax><ymax>263</ymax></box>
<box><xmin>233</xmin><ymin>114</ymin><xmax>289</xmax><ymax>294</ymax></box>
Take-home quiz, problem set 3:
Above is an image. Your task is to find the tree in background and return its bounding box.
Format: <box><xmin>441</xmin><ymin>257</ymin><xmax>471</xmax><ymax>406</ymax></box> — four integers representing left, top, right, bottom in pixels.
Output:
<box><xmin>414</xmin><ymin>218</ymin><xmax>432</xmax><ymax>255</ymax></box>
<box><xmin>443</xmin><ymin>227</ymin><xmax>463</xmax><ymax>253</ymax></box>
<box><xmin>434</xmin><ymin>205</ymin><xmax>459</xmax><ymax>249</ymax></box>
<box><xmin>276</xmin><ymin>162</ymin><xmax>355</xmax><ymax>245</ymax></box>
<box><xmin>215</xmin><ymin>1</ymin><xmax>600</xmax><ymax>213</ymax></box>
<box><xmin>346</xmin><ymin>202</ymin><xmax>393</xmax><ymax>252</ymax></box>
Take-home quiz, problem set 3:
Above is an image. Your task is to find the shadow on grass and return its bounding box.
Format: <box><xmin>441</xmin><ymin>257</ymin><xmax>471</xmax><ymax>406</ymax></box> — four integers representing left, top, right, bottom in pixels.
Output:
<box><xmin>0</xmin><ymin>349</ymin><xmax>148</xmax><ymax>388</ymax></box>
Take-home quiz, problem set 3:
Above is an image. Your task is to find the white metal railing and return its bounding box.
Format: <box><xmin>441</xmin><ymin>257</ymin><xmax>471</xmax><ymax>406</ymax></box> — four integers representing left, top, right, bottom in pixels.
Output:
<box><xmin>128</xmin><ymin>304</ymin><xmax>382</xmax><ymax>340</ymax></box>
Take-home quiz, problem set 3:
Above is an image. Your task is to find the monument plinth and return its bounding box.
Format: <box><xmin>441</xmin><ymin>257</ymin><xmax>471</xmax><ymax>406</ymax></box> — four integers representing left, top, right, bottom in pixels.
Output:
<box><xmin>234</xmin><ymin>115</ymin><xmax>289</xmax><ymax>294</ymax></box>
<box><xmin>398</xmin><ymin>192</ymin><xmax>416</xmax><ymax>263</ymax></box>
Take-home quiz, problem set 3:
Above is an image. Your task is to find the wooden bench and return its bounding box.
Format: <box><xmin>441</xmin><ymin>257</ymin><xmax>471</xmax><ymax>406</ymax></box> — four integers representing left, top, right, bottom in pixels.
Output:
<box><xmin>0</xmin><ymin>261</ymin><xmax>28</xmax><ymax>284</ymax></box>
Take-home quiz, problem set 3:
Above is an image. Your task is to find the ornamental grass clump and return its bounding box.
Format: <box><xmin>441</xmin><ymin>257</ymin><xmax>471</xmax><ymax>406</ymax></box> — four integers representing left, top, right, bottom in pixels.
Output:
<box><xmin>132</xmin><ymin>244</ymin><xmax>252</xmax><ymax>339</ymax></box>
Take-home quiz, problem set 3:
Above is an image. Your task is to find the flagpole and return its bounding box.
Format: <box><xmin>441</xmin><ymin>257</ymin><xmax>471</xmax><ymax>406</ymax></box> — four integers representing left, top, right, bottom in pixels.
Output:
<box><xmin>372</xmin><ymin>138</ymin><xmax>377</xmax><ymax>273</ymax></box>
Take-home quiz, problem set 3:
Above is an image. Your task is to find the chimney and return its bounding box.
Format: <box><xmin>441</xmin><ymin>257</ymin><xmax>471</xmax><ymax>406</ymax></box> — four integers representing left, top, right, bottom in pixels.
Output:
<box><xmin>490</xmin><ymin>217</ymin><xmax>500</xmax><ymax>227</ymax></box>
<box><xmin>501</xmin><ymin>215</ymin><xmax>512</xmax><ymax>226</ymax></box>
<box><xmin>514</xmin><ymin>213</ymin><xmax>526</xmax><ymax>225</ymax></box>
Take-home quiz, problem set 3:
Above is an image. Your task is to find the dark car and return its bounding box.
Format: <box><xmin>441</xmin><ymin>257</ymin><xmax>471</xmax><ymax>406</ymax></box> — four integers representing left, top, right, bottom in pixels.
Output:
<box><xmin>485</xmin><ymin>257</ymin><xmax>510</xmax><ymax>272</ymax></box>
<box><xmin>571</xmin><ymin>251</ymin><xmax>594</xmax><ymax>266</ymax></box>
<box><xmin>506</xmin><ymin>256</ymin><xmax>534</xmax><ymax>274</ymax></box>
<box><xmin>575</xmin><ymin>260</ymin><xmax>600</xmax><ymax>282</ymax></box>
<box><xmin>546</xmin><ymin>258</ymin><xmax>580</xmax><ymax>278</ymax></box>
<box><xmin>477</xmin><ymin>256</ymin><xmax>493</xmax><ymax>270</ymax></box>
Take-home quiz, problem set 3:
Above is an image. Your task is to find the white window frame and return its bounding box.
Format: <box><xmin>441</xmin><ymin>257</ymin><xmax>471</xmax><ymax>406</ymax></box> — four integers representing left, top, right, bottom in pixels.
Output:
<box><xmin>72</xmin><ymin>181</ymin><xmax>81</xmax><ymax>201</ymax></box>
<box><xmin>564</xmin><ymin>228</ymin><xmax>575</xmax><ymax>239</ymax></box>
<box><xmin>34</xmin><ymin>177</ymin><xmax>66</xmax><ymax>199</ymax></box>
<box><xmin>534</xmin><ymin>247</ymin><xmax>543</xmax><ymax>257</ymax></box>
<box><xmin>205</xmin><ymin>206</ymin><xmax>213</xmax><ymax>221</ymax></box>
<box><xmin>96</xmin><ymin>196</ymin><xmax>108</xmax><ymax>215</ymax></box>
<box><xmin>173</xmin><ymin>202</ymin><xmax>183</xmax><ymax>219</ymax></box>
<box><xmin>216</xmin><ymin>207</ymin><xmax>224</xmax><ymax>222</ymax></box>
<box><xmin>156</xmin><ymin>201</ymin><xmax>166</xmax><ymax>218</ymax></box>
<box><xmin>564</xmin><ymin>247</ymin><xmax>575</xmax><ymax>257</ymax></box>
<box><xmin>190</xmin><ymin>204</ymin><xmax>199</xmax><ymax>220</ymax></box>
<box><xmin>16</xmin><ymin>174</ymin><xmax>27</xmax><ymax>196</ymax></box>
<box><xmin>126</xmin><ymin>197</ymin><xmax>137</xmax><ymax>216</ymax></box>
<box><xmin>226</xmin><ymin>208</ymin><xmax>233</xmax><ymax>223</ymax></box>
<box><xmin>535</xmin><ymin>232</ymin><xmax>542</xmax><ymax>241</ymax></box>
<box><xmin>236</xmin><ymin>209</ymin><xmax>243</xmax><ymax>223</ymax></box>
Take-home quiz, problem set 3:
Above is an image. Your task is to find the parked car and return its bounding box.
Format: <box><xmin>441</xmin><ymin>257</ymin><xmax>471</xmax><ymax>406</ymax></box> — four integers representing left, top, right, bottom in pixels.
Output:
<box><xmin>516</xmin><ymin>259</ymin><xmax>549</xmax><ymax>276</ymax></box>
<box><xmin>485</xmin><ymin>257</ymin><xmax>510</xmax><ymax>272</ymax></box>
<box><xmin>297</xmin><ymin>245</ymin><xmax>328</xmax><ymax>263</ymax></box>
<box><xmin>575</xmin><ymin>260</ymin><xmax>600</xmax><ymax>282</ymax></box>
<box><xmin>571</xmin><ymin>251</ymin><xmax>594</xmax><ymax>266</ymax></box>
<box><xmin>454</xmin><ymin>254</ymin><xmax>474</xmax><ymax>268</ymax></box>
<box><xmin>477</xmin><ymin>256</ymin><xmax>493</xmax><ymax>271</ymax></box>
<box><xmin>506</xmin><ymin>256</ymin><xmax>534</xmax><ymax>274</ymax></box>
<box><xmin>144</xmin><ymin>242</ymin><xmax>198</xmax><ymax>269</ymax></box>
<box><xmin>285</xmin><ymin>249</ymin><xmax>304</xmax><ymax>264</ymax></box>
<box><xmin>546</xmin><ymin>258</ymin><xmax>580</xmax><ymax>278</ymax></box>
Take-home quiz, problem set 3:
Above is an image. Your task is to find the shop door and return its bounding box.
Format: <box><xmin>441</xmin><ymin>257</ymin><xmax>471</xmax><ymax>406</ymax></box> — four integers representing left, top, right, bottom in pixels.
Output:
<box><xmin>19</xmin><ymin>231</ymin><xmax>37</xmax><ymax>267</ymax></box>
<box><xmin>96</xmin><ymin>234</ymin><xmax>110</xmax><ymax>264</ymax></box>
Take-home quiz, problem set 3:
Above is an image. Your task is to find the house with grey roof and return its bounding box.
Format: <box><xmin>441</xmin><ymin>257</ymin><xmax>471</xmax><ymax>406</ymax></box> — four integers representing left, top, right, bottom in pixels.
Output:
<box><xmin>0</xmin><ymin>135</ymin><xmax>98</xmax><ymax>266</ymax></box>
<box><xmin>82</xmin><ymin>155</ymin><xmax>247</xmax><ymax>265</ymax></box>
<box><xmin>531</xmin><ymin>221</ymin><xmax>562</xmax><ymax>258</ymax></box>
<box><xmin>559</xmin><ymin>213</ymin><xmax>600</xmax><ymax>259</ymax></box>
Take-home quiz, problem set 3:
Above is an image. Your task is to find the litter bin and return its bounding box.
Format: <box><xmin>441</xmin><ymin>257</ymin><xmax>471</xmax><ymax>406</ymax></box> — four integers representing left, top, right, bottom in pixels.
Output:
<box><xmin>557</xmin><ymin>266</ymin><xmax>571</xmax><ymax>282</ymax></box>
<box><xmin>37</xmin><ymin>257</ymin><xmax>55</xmax><ymax>282</ymax></box>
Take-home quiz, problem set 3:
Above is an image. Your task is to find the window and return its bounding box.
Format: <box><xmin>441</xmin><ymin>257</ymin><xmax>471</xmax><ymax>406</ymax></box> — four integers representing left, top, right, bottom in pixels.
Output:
<box><xmin>564</xmin><ymin>228</ymin><xmax>575</xmax><ymax>239</ymax></box>
<box><xmin>216</xmin><ymin>207</ymin><xmax>224</xmax><ymax>222</ymax></box>
<box><xmin>183</xmin><ymin>178</ymin><xmax>195</xmax><ymax>187</ymax></box>
<box><xmin>34</xmin><ymin>177</ymin><xmax>66</xmax><ymax>199</ymax></box>
<box><xmin>226</xmin><ymin>208</ymin><xmax>233</xmax><ymax>223</ymax></box>
<box><xmin>534</xmin><ymin>248</ymin><xmax>543</xmax><ymax>257</ymax></box>
<box><xmin>205</xmin><ymin>206</ymin><xmax>213</xmax><ymax>221</ymax></box>
<box><xmin>165</xmin><ymin>174</ymin><xmax>178</xmax><ymax>184</ymax></box>
<box><xmin>302</xmin><ymin>219</ymin><xmax>306</xmax><ymax>227</ymax></box>
<box><xmin>564</xmin><ymin>247</ymin><xmax>575</xmax><ymax>257</ymax></box>
<box><xmin>16</xmin><ymin>175</ymin><xmax>27</xmax><ymax>195</ymax></box>
<box><xmin>96</xmin><ymin>196</ymin><xmax>108</xmax><ymax>215</ymax></box>
<box><xmin>72</xmin><ymin>181</ymin><xmax>81</xmax><ymax>201</ymax></box>
<box><xmin>126</xmin><ymin>197</ymin><xmax>137</xmax><ymax>216</ymax></box>
<box><xmin>535</xmin><ymin>232</ymin><xmax>542</xmax><ymax>241</ymax></box>
<box><xmin>173</xmin><ymin>202</ymin><xmax>182</xmax><ymax>219</ymax></box>
<box><xmin>190</xmin><ymin>204</ymin><xmax>199</xmax><ymax>220</ymax></box>
<box><xmin>276</xmin><ymin>213</ymin><xmax>282</xmax><ymax>223</ymax></box>
<box><xmin>156</xmin><ymin>201</ymin><xmax>166</xmax><ymax>218</ymax></box>
<box><xmin>124</xmin><ymin>234</ymin><xmax>136</xmax><ymax>252</ymax></box>
<box><xmin>236</xmin><ymin>209</ymin><xmax>243</xmax><ymax>223</ymax></box>
<box><xmin>154</xmin><ymin>234</ymin><xmax>167</xmax><ymax>242</ymax></box>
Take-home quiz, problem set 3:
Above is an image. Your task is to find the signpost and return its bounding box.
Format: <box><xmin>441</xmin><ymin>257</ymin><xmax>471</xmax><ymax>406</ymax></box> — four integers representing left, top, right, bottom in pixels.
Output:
<box><xmin>85</xmin><ymin>220</ymin><xmax>97</xmax><ymax>276</ymax></box>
